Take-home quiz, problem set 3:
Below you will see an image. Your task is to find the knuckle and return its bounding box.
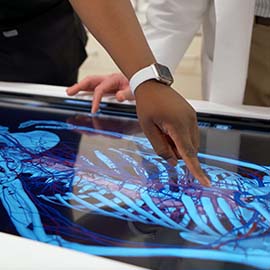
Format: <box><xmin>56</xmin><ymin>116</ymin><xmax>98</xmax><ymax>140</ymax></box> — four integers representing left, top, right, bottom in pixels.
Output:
<box><xmin>155</xmin><ymin>147</ymin><xmax>173</xmax><ymax>160</ymax></box>
<box><xmin>85</xmin><ymin>75</ymin><xmax>93</xmax><ymax>83</ymax></box>
<box><xmin>110</xmin><ymin>73</ymin><xmax>119</xmax><ymax>79</ymax></box>
<box><xmin>189</xmin><ymin>112</ymin><xmax>197</xmax><ymax>122</ymax></box>
<box><xmin>95</xmin><ymin>87</ymin><xmax>105</xmax><ymax>94</ymax></box>
<box><xmin>182</xmin><ymin>146</ymin><xmax>197</xmax><ymax>158</ymax></box>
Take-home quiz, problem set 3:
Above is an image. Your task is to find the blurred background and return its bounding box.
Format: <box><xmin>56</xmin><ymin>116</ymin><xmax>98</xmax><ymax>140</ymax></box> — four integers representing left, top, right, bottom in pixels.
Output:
<box><xmin>78</xmin><ymin>0</ymin><xmax>203</xmax><ymax>100</ymax></box>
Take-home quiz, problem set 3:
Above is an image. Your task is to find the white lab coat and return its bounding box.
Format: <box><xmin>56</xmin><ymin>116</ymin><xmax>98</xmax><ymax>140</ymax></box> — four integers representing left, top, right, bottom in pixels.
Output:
<box><xmin>143</xmin><ymin>0</ymin><xmax>255</xmax><ymax>105</ymax></box>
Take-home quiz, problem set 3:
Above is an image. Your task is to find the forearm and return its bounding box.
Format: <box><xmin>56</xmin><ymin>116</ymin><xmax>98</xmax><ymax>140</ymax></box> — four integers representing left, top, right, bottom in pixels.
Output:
<box><xmin>69</xmin><ymin>0</ymin><xmax>156</xmax><ymax>79</ymax></box>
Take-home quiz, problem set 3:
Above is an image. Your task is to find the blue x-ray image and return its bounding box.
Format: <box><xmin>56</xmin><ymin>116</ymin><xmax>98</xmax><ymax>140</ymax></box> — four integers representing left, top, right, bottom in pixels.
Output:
<box><xmin>0</xmin><ymin>105</ymin><xmax>269</xmax><ymax>270</ymax></box>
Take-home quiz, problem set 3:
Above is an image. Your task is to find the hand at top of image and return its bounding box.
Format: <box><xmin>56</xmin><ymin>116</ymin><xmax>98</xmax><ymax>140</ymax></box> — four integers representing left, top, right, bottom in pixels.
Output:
<box><xmin>66</xmin><ymin>73</ymin><xmax>134</xmax><ymax>113</ymax></box>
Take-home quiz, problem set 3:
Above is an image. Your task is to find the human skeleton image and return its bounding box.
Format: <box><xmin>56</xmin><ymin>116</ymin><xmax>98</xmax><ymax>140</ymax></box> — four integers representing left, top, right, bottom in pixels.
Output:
<box><xmin>0</xmin><ymin>119</ymin><xmax>269</xmax><ymax>269</ymax></box>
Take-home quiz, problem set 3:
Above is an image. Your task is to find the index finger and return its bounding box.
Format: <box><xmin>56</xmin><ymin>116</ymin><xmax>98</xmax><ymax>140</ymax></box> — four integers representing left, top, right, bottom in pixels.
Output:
<box><xmin>66</xmin><ymin>75</ymin><xmax>107</xmax><ymax>96</ymax></box>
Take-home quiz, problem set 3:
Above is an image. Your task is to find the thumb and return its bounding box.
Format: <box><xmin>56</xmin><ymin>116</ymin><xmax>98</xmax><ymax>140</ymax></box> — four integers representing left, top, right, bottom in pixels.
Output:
<box><xmin>115</xmin><ymin>88</ymin><xmax>134</xmax><ymax>102</ymax></box>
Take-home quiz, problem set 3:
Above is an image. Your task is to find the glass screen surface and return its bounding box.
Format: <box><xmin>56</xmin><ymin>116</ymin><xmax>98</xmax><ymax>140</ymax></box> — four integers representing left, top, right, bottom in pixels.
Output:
<box><xmin>0</xmin><ymin>101</ymin><xmax>269</xmax><ymax>270</ymax></box>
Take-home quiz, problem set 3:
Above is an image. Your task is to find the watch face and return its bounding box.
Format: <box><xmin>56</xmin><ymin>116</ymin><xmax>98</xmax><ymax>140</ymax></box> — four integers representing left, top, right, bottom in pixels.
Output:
<box><xmin>154</xmin><ymin>63</ymin><xmax>174</xmax><ymax>85</ymax></box>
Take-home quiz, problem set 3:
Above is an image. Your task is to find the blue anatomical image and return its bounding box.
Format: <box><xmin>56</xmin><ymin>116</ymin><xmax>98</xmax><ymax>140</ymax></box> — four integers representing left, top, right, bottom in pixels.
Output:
<box><xmin>0</xmin><ymin>116</ymin><xmax>269</xmax><ymax>270</ymax></box>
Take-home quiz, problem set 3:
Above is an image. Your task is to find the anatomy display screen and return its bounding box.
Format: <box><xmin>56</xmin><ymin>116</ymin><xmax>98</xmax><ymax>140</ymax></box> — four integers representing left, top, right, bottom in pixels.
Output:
<box><xmin>0</xmin><ymin>101</ymin><xmax>269</xmax><ymax>270</ymax></box>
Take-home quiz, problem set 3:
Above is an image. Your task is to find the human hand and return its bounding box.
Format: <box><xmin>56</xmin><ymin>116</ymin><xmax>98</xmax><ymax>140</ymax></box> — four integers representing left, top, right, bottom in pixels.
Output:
<box><xmin>66</xmin><ymin>73</ymin><xmax>134</xmax><ymax>113</ymax></box>
<box><xmin>135</xmin><ymin>80</ymin><xmax>211</xmax><ymax>187</ymax></box>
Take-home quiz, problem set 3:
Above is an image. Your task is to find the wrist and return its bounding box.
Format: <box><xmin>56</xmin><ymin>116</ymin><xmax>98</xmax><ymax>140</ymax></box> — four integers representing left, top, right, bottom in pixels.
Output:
<box><xmin>129</xmin><ymin>63</ymin><xmax>174</xmax><ymax>95</ymax></box>
<box><xmin>134</xmin><ymin>80</ymin><xmax>156</xmax><ymax>95</ymax></box>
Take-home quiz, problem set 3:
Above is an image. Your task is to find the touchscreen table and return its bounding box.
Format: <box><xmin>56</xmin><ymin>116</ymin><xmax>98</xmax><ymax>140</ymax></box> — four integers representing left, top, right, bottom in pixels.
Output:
<box><xmin>0</xmin><ymin>99</ymin><xmax>269</xmax><ymax>270</ymax></box>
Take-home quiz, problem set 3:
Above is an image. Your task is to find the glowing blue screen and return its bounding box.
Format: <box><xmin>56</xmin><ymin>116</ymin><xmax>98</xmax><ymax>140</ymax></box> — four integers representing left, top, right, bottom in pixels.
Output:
<box><xmin>0</xmin><ymin>103</ymin><xmax>269</xmax><ymax>270</ymax></box>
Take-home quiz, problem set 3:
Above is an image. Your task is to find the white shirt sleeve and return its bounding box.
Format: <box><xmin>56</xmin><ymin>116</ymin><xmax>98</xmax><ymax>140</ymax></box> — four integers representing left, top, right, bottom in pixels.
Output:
<box><xmin>143</xmin><ymin>0</ymin><xmax>210</xmax><ymax>73</ymax></box>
